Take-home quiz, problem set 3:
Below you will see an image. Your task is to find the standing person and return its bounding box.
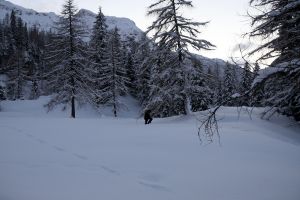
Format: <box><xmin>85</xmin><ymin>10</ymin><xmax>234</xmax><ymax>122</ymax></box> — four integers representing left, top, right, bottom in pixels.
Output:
<box><xmin>144</xmin><ymin>110</ymin><xmax>153</xmax><ymax>124</ymax></box>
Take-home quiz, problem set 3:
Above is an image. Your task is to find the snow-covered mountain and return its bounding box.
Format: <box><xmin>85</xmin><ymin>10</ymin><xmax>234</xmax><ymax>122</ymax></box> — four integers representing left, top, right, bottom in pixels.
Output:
<box><xmin>77</xmin><ymin>9</ymin><xmax>142</xmax><ymax>39</ymax></box>
<box><xmin>0</xmin><ymin>0</ymin><xmax>143</xmax><ymax>39</ymax></box>
<box><xmin>0</xmin><ymin>0</ymin><xmax>57</xmax><ymax>31</ymax></box>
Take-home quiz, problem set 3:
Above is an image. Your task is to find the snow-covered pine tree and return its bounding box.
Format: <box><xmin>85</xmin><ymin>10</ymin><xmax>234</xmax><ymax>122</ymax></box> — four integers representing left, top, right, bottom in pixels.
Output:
<box><xmin>89</xmin><ymin>7</ymin><xmax>110</xmax><ymax>106</ymax></box>
<box><xmin>45</xmin><ymin>0</ymin><xmax>91</xmax><ymax>118</ymax></box>
<box><xmin>100</xmin><ymin>27</ymin><xmax>128</xmax><ymax>117</ymax></box>
<box><xmin>0</xmin><ymin>84</ymin><xmax>5</xmax><ymax>101</ymax></box>
<box><xmin>223</xmin><ymin>62</ymin><xmax>238</xmax><ymax>105</ymax></box>
<box><xmin>26</xmin><ymin>26</ymin><xmax>46</xmax><ymax>100</ymax></box>
<box><xmin>189</xmin><ymin>58</ymin><xmax>213</xmax><ymax>111</ymax></box>
<box><xmin>0</xmin><ymin>16</ymin><xmax>10</xmax><ymax>72</ymax></box>
<box><xmin>208</xmin><ymin>63</ymin><xmax>223</xmax><ymax>104</ymax></box>
<box><xmin>240</xmin><ymin>62</ymin><xmax>253</xmax><ymax>94</ymax></box>
<box><xmin>249</xmin><ymin>0</ymin><xmax>300</xmax><ymax>120</ymax></box>
<box><xmin>250</xmin><ymin>63</ymin><xmax>263</xmax><ymax>107</ymax></box>
<box><xmin>146</xmin><ymin>0</ymin><xmax>214</xmax><ymax>116</ymax></box>
<box><xmin>253</xmin><ymin>63</ymin><xmax>260</xmax><ymax>80</ymax></box>
<box><xmin>239</xmin><ymin>62</ymin><xmax>254</xmax><ymax>106</ymax></box>
<box><xmin>123</xmin><ymin>36</ymin><xmax>140</xmax><ymax>97</ymax></box>
<box><xmin>0</xmin><ymin>71</ymin><xmax>6</xmax><ymax>102</ymax></box>
<box><xmin>146</xmin><ymin>46</ymin><xmax>184</xmax><ymax>117</ymax></box>
<box><xmin>135</xmin><ymin>33</ymin><xmax>152</xmax><ymax>106</ymax></box>
<box><xmin>124</xmin><ymin>52</ymin><xmax>137</xmax><ymax>96</ymax></box>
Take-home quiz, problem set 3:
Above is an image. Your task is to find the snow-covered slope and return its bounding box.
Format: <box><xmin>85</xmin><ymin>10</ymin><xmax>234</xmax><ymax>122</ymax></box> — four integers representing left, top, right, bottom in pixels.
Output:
<box><xmin>0</xmin><ymin>0</ymin><xmax>57</xmax><ymax>31</ymax></box>
<box><xmin>77</xmin><ymin>9</ymin><xmax>142</xmax><ymax>39</ymax></box>
<box><xmin>0</xmin><ymin>97</ymin><xmax>300</xmax><ymax>200</ymax></box>
<box><xmin>0</xmin><ymin>0</ymin><xmax>143</xmax><ymax>38</ymax></box>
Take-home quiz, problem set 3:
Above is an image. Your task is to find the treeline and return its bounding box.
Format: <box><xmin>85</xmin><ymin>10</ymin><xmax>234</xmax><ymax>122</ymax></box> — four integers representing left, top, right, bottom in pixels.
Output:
<box><xmin>0</xmin><ymin>0</ymin><xmax>268</xmax><ymax>119</ymax></box>
<box><xmin>0</xmin><ymin>1</ymin><xmax>257</xmax><ymax>117</ymax></box>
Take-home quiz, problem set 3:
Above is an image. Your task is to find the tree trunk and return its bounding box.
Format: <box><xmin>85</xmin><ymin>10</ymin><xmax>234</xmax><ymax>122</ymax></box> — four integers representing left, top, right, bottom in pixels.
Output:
<box><xmin>71</xmin><ymin>95</ymin><xmax>75</xmax><ymax>118</ymax></box>
<box><xmin>71</xmin><ymin>76</ymin><xmax>75</xmax><ymax>118</ymax></box>
<box><xmin>113</xmin><ymin>103</ymin><xmax>117</xmax><ymax>117</ymax></box>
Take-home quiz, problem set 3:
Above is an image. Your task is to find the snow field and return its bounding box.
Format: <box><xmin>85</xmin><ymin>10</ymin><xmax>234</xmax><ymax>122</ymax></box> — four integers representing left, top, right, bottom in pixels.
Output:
<box><xmin>0</xmin><ymin>98</ymin><xmax>300</xmax><ymax>200</ymax></box>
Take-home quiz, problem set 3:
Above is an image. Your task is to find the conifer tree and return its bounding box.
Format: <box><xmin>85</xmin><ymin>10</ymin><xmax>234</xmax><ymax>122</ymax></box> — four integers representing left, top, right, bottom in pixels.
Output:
<box><xmin>100</xmin><ymin>27</ymin><xmax>128</xmax><ymax>117</ymax></box>
<box><xmin>0</xmin><ymin>85</ymin><xmax>5</xmax><ymax>101</ymax></box>
<box><xmin>223</xmin><ymin>62</ymin><xmax>238</xmax><ymax>103</ymax></box>
<box><xmin>210</xmin><ymin>63</ymin><xmax>223</xmax><ymax>104</ymax></box>
<box><xmin>146</xmin><ymin>0</ymin><xmax>214</xmax><ymax>116</ymax></box>
<box><xmin>249</xmin><ymin>0</ymin><xmax>300</xmax><ymax>120</ymax></box>
<box><xmin>10</xmin><ymin>10</ymin><xmax>17</xmax><ymax>47</ymax></box>
<box><xmin>146</xmin><ymin>47</ymin><xmax>183</xmax><ymax>117</ymax></box>
<box><xmin>241</xmin><ymin>62</ymin><xmax>253</xmax><ymax>94</ymax></box>
<box><xmin>89</xmin><ymin>7</ymin><xmax>110</xmax><ymax>106</ymax></box>
<box><xmin>123</xmin><ymin>36</ymin><xmax>141</xmax><ymax>97</ymax></box>
<box><xmin>135</xmin><ymin>33</ymin><xmax>152</xmax><ymax>106</ymax></box>
<box><xmin>253</xmin><ymin>63</ymin><xmax>260</xmax><ymax>81</ymax></box>
<box><xmin>124</xmin><ymin>52</ymin><xmax>137</xmax><ymax>96</ymax></box>
<box><xmin>189</xmin><ymin>58</ymin><xmax>212</xmax><ymax>111</ymax></box>
<box><xmin>27</xmin><ymin>26</ymin><xmax>44</xmax><ymax>99</ymax></box>
<box><xmin>45</xmin><ymin>0</ymin><xmax>91</xmax><ymax>118</ymax></box>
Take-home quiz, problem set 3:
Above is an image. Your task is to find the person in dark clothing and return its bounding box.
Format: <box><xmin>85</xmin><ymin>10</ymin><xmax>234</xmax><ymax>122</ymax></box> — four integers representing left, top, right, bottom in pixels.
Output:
<box><xmin>144</xmin><ymin>110</ymin><xmax>153</xmax><ymax>124</ymax></box>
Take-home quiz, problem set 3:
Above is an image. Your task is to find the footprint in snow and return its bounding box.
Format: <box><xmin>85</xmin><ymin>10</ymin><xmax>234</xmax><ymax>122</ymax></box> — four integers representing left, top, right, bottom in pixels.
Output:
<box><xmin>72</xmin><ymin>153</ymin><xmax>88</xmax><ymax>160</ymax></box>
<box><xmin>100</xmin><ymin>165</ymin><xmax>120</xmax><ymax>175</ymax></box>
<box><xmin>37</xmin><ymin>139</ymin><xmax>47</xmax><ymax>144</ymax></box>
<box><xmin>139</xmin><ymin>181</ymin><xmax>170</xmax><ymax>192</ymax></box>
<box><xmin>52</xmin><ymin>145</ymin><xmax>66</xmax><ymax>152</ymax></box>
<box><xmin>140</xmin><ymin>173</ymin><xmax>162</xmax><ymax>183</ymax></box>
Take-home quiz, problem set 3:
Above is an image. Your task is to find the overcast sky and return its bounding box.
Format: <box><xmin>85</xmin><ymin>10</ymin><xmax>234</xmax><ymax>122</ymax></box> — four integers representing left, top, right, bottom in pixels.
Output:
<box><xmin>9</xmin><ymin>0</ymin><xmax>253</xmax><ymax>61</ymax></box>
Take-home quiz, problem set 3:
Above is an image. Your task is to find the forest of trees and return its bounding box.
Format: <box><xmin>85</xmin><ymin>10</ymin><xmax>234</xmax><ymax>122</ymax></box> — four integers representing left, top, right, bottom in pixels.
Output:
<box><xmin>0</xmin><ymin>0</ymin><xmax>299</xmax><ymax>122</ymax></box>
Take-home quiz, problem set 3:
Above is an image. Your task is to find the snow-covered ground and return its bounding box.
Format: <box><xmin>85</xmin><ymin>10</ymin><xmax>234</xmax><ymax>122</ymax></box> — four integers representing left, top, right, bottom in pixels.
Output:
<box><xmin>0</xmin><ymin>97</ymin><xmax>300</xmax><ymax>200</ymax></box>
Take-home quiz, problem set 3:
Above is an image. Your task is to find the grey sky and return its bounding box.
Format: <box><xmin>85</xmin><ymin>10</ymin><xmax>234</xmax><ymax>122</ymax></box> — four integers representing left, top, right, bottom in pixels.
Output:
<box><xmin>9</xmin><ymin>0</ymin><xmax>253</xmax><ymax>60</ymax></box>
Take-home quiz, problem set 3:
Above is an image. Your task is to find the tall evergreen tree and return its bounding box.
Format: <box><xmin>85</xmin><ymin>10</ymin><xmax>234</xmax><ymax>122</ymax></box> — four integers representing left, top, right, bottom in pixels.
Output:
<box><xmin>146</xmin><ymin>47</ymin><xmax>183</xmax><ymax>117</ymax></box>
<box><xmin>240</xmin><ymin>62</ymin><xmax>253</xmax><ymax>94</ymax></box>
<box><xmin>210</xmin><ymin>63</ymin><xmax>223</xmax><ymax>104</ymax></box>
<box><xmin>89</xmin><ymin>7</ymin><xmax>110</xmax><ymax>106</ymax></box>
<box><xmin>189</xmin><ymin>58</ymin><xmax>213</xmax><ymax>111</ymax></box>
<box><xmin>135</xmin><ymin>33</ymin><xmax>152</xmax><ymax>106</ymax></box>
<box><xmin>239</xmin><ymin>62</ymin><xmax>254</xmax><ymax>106</ymax></box>
<box><xmin>223</xmin><ymin>62</ymin><xmax>238</xmax><ymax>103</ymax></box>
<box><xmin>27</xmin><ymin>26</ymin><xmax>44</xmax><ymax>99</ymax></box>
<box><xmin>100</xmin><ymin>27</ymin><xmax>128</xmax><ymax>117</ymax></box>
<box><xmin>253</xmin><ymin>63</ymin><xmax>260</xmax><ymax>81</ymax></box>
<box><xmin>124</xmin><ymin>52</ymin><xmax>137</xmax><ymax>96</ymax></box>
<box><xmin>146</xmin><ymin>0</ymin><xmax>214</xmax><ymax>116</ymax></box>
<box><xmin>45</xmin><ymin>0</ymin><xmax>91</xmax><ymax>118</ymax></box>
<box><xmin>10</xmin><ymin>10</ymin><xmax>17</xmax><ymax>47</ymax></box>
<box><xmin>123</xmin><ymin>36</ymin><xmax>139</xmax><ymax>97</ymax></box>
<box><xmin>249</xmin><ymin>0</ymin><xmax>300</xmax><ymax>120</ymax></box>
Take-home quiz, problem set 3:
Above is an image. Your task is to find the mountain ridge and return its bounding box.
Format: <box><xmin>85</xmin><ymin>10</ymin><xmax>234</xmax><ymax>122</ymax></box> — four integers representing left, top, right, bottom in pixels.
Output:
<box><xmin>0</xmin><ymin>0</ymin><xmax>143</xmax><ymax>39</ymax></box>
